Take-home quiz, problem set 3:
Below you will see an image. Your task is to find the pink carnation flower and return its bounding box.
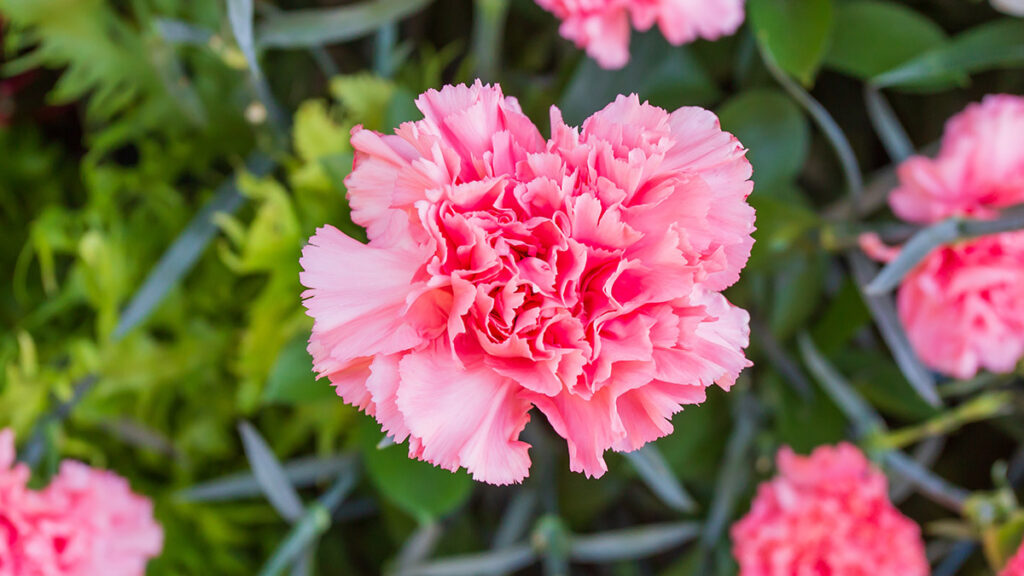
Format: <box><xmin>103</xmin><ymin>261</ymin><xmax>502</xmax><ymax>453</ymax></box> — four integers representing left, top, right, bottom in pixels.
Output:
<box><xmin>1003</xmin><ymin>543</ymin><xmax>1024</xmax><ymax>576</ymax></box>
<box><xmin>535</xmin><ymin>0</ymin><xmax>746</xmax><ymax>69</ymax></box>
<box><xmin>892</xmin><ymin>95</ymin><xmax>1024</xmax><ymax>223</ymax></box>
<box><xmin>301</xmin><ymin>81</ymin><xmax>754</xmax><ymax>485</ymax></box>
<box><xmin>0</xmin><ymin>429</ymin><xmax>162</xmax><ymax>576</ymax></box>
<box><xmin>731</xmin><ymin>443</ymin><xmax>929</xmax><ymax>576</ymax></box>
<box><xmin>871</xmin><ymin>95</ymin><xmax>1024</xmax><ymax>379</ymax></box>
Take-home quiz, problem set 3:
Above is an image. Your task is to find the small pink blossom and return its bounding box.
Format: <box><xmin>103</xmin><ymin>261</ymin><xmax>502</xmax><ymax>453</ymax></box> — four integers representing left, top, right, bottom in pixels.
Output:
<box><xmin>869</xmin><ymin>95</ymin><xmax>1024</xmax><ymax>379</ymax></box>
<box><xmin>0</xmin><ymin>429</ymin><xmax>162</xmax><ymax>576</ymax></box>
<box><xmin>301</xmin><ymin>81</ymin><xmax>755</xmax><ymax>484</ymax></box>
<box><xmin>1002</xmin><ymin>542</ymin><xmax>1024</xmax><ymax>576</ymax></box>
<box><xmin>731</xmin><ymin>443</ymin><xmax>928</xmax><ymax>576</ymax></box>
<box><xmin>534</xmin><ymin>0</ymin><xmax>746</xmax><ymax>69</ymax></box>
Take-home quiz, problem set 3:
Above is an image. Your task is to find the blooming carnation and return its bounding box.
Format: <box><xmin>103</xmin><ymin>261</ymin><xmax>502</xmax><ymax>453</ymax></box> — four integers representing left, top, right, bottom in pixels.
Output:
<box><xmin>534</xmin><ymin>0</ymin><xmax>746</xmax><ymax>69</ymax></box>
<box><xmin>731</xmin><ymin>443</ymin><xmax>928</xmax><ymax>576</ymax></box>
<box><xmin>1003</xmin><ymin>542</ymin><xmax>1024</xmax><ymax>576</ymax></box>
<box><xmin>0</xmin><ymin>429</ymin><xmax>163</xmax><ymax>576</ymax></box>
<box><xmin>301</xmin><ymin>81</ymin><xmax>754</xmax><ymax>485</ymax></box>
<box><xmin>870</xmin><ymin>95</ymin><xmax>1024</xmax><ymax>379</ymax></box>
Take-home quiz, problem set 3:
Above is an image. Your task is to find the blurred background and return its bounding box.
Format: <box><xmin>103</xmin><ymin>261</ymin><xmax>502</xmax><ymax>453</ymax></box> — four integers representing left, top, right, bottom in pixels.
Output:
<box><xmin>1</xmin><ymin>0</ymin><xmax>1024</xmax><ymax>574</ymax></box>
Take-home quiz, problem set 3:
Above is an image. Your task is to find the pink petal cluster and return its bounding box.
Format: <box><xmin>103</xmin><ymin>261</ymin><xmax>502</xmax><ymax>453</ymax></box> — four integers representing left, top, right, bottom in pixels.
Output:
<box><xmin>534</xmin><ymin>0</ymin><xmax>746</xmax><ymax>69</ymax></box>
<box><xmin>731</xmin><ymin>443</ymin><xmax>929</xmax><ymax>576</ymax></box>
<box><xmin>879</xmin><ymin>95</ymin><xmax>1024</xmax><ymax>379</ymax></box>
<box><xmin>301</xmin><ymin>81</ymin><xmax>754</xmax><ymax>485</ymax></box>
<box><xmin>1002</xmin><ymin>542</ymin><xmax>1024</xmax><ymax>576</ymax></box>
<box><xmin>0</xmin><ymin>429</ymin><xmax>163</xmax><ymax>576</ymax></box>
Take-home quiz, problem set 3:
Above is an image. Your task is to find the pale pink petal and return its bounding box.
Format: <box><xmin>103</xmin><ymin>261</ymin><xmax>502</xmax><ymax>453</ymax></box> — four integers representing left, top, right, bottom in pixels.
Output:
<box><xmin>397</xmin><ymin>348</ymin><xmax>533</xmax><ymax>485</ymax></box>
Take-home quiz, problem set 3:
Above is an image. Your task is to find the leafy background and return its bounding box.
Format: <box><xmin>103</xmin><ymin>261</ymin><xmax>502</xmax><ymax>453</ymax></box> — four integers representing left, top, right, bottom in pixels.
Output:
<box><xmin>1</xmin><ymin>0</ymin><xmax>1023</xmax><ymax>574</ymax></box>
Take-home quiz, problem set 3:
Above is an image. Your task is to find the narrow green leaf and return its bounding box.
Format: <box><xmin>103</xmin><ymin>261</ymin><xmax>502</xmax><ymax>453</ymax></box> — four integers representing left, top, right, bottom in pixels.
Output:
<box><xmin>176</xmin><ymin>455</ymin><xmax>354</xmax><ymax>503</ymax></box>
<box><xmin>749</xmin><ymin>0</ymin><xmax>835</xmax><ymax>85</ymax></box>
<box><xmin>873</xmin><ymin>20</ymin><xmax>1024</xmax><ymax>89</ymax></box>
<box><xmin>257</xmin><ymin>0</ymin><xmax>433</xmax><ymax>48</ymax></box>
<box><xmin>113</xmin><ymin>154</ymin><xmax>274</xmax><ymax>341</ymax></box>
<box><xmin>864</xmin><ymin>86</ymin><xmax>913</xmax><ymax>163</ymax></box>
<box><xmin>239</xmin><ymin>421</ymin><xmax>305</xmax><ymax>522</ymax></box>
<box><xmin>395</xmin><ymin>546</ymin><xmax>536</xmax><ymax>576</ymax></box>
<box><xmin>492</xmin><ymin>489</ymin><xmax>538</xmax><ymax>549</ymax></box>
<box><xmin>848</xmin><ymin>252</ymin><xmax>940</xmax><ymax>407</ymax></box>
<box><xmin>226</xmin><ymin>0</ymin><xmax>258</xmax><ymax>76</ymax></box>
<box><xmin>569</xmin><ymin>522</ymin><xmax>701</xmax><ymax>563</ymax></box>
<box><xmin>259</xmin><ymin>472</ymin><xmax>356</xmax><ymax>576</ymax></box>
<box><xmin>797</xmin><ymin>333</ymin><xmax>885</xmax><ymax>435</ymax></box>
<box><xmin>624</xmin><ymin>446</ymin><xmax>697</xmax><ymax>513</ymax></box>
<box><xmin>883</xmin><ymin>451</ymin><xmax>969</xmax><ymax>513</ymax></box>
<box><xmin>761</xmin><ymin>46</ymin><xmax>863</xmax><ymax>197</ymax></box>
<box><xmin>867</xmin><ymin>204</ymin><xmax>1024</xmax><ymax>294</ymax></box>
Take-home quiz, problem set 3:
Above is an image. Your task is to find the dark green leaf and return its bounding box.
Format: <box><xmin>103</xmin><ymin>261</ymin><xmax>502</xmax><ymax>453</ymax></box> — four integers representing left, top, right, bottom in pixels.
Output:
<box><xmin>749</xmin><ymin>0</ymin><xmax>835</xmax><ymax>84</ymax></box>
<box><xmin>872</xmin><ymin>20</ymin><xmax>1024</xmax><ymax>89</ymax></box>
<box><xmin>825</xmin><ymin>1</ymin><xmax>950</xmax><ymax>80</ymax></box>
<box><xmin>718</xmin><ymin>89</ymin><xmax>810</xmax><ymax>188</ymax></box>
<box><xmin>560</xmin><ymin>32</ymin><xmax>719</xmax><ymax>126</ymax></box>
<box><xmin>257</xmin><ymin>0</ymin><xmax>433</xmax><ymax>48</ymax></box>
<box><xmin>263</xmin><ymin>335</ymin><xmax>337</xmax><ymax>405</ymax></box>
<box><xmin>360</xmin><ymin>417</ymin><xmax>472</xmax><ymax>521</ymax></box>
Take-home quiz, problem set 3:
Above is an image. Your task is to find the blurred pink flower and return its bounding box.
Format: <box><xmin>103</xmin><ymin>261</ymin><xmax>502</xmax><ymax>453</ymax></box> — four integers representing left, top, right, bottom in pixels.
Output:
<box><xmin>301</xmin><ymin>81</ymin><xmax>754</xmax><ymax>485</ymax></box>
<box><xmin>1002</xmin><ymin>542</ymin><xmax>1024</xmax><ymax>576</ymax></box>
<box><xmin>534</xmin><ymin>0</ymin><xmax>746</xmax><ymax>69</ymax></box>
<box><xmin>892</xmin><ymin>95</ymin><xmax>1024</xmax><ymax>223</ymax></box>
<box><xmin>0</xmin><ymin>429</ymin><xmax>163</xmax><ymax>576</ymax></box>
<box><xmin>731</xmin><ymin>443</ymin><xmax>928</xmax><ymax>576</ymax></box>
<box><xmin>871</xmin><ymin>95</ymin><xmax>1024</xmax><ymax>379</ymax></box>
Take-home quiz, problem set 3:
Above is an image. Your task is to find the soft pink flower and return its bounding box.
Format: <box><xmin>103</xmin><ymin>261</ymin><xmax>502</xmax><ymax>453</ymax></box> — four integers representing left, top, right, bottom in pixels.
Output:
<box><xmin>1002</xmin><ymin>542</ymin><xmax>1024</xmax><ymax>576</ymax></box>
<box><xmin>534</xmin><ymin>0</ymin><xmax>746</xmax><ymax>69</ymax></box>
<box><xmin>895</xmin><ymin>233</ymin><xmax>1024</xmax><ymax>379</ymax></box>
<box><xmin>891</xmin><ymin>95</ymin><xmax>1024</xmax><ymax>224</ymax></box>
<box><xmin>0</xmin><ymin>429</ymin><xmax>162</xmax><ymax>576</ymax></box>
<box><xmin>301</xmin><ymin>81</ymin><xmax>754</xmax><ymax>485</ymax></box>
<box><xmin>731</xmin><ymin>443</ymin><xmax>929</xmax><ymax>576</ymax></box>
<box><xmin>870</xmin><ymin>95</ymin><xmax>1024</xmax><ymax>379</ymax></box>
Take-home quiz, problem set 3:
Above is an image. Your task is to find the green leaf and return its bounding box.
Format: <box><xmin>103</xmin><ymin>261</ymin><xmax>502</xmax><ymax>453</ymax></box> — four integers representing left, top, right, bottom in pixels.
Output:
<box><xmin>872</xmin><ymin>20</ymin><xmax>1024</xmax><ymax>89</ymax></box>
<box><xmin>263</xmin><ymin>335</ymin><xmax>337</xmax><ymax>405</ymax></box>
<box><xmin>560</xmin><ymin>32</ymin><xmax>719</xmax><ymax>126</ymax></box>
<box><xmin>770</xmin><ymin>252</ymin><xmax>826</xmax><ymax>340</ymax></box>
<box><xmin>834</xmin><ymin>351</ymin><xmax>940</xmax><ymax>422</ymax></box>
<box><xmin>747</xmin><ymin>189</ymin><xmax>819</xmax><ymax>270</ymax></box>
<box><xmin>238</xmin><ymin>421</ymin><xmax>305</xmax><ymax>522</ymax></box>
<box><xmin>360</xmin><ymin>417</ymin><xmax>472</xmax><ymax>522</ymax></box>
<box><xmin>771</xmin><ymin>372</ymin><xmax>846</xmax><ymax>454</ymax></box>
<box><xmin>257</xmin><ymin>0</ymin><xmax>433</xmax><ymax>48</ymax></box>
<box><xmin>569</xmin><ymin>522</ymin><xmax>701</xmax><ymax>563</ymax></box>
<box><xmin>749</xmin><ymin>0</ymin><xmax>835</xmax><ymax>85</ymax></box>
<box><xmin>717</xmin><ymin>89</ymin><xmax>810</xmax><ymax>188</ymax></box>
<box><xmin>825</xmin><ymin>0</ymin><xmax>949</xmax><ymax>80</ymax></box>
